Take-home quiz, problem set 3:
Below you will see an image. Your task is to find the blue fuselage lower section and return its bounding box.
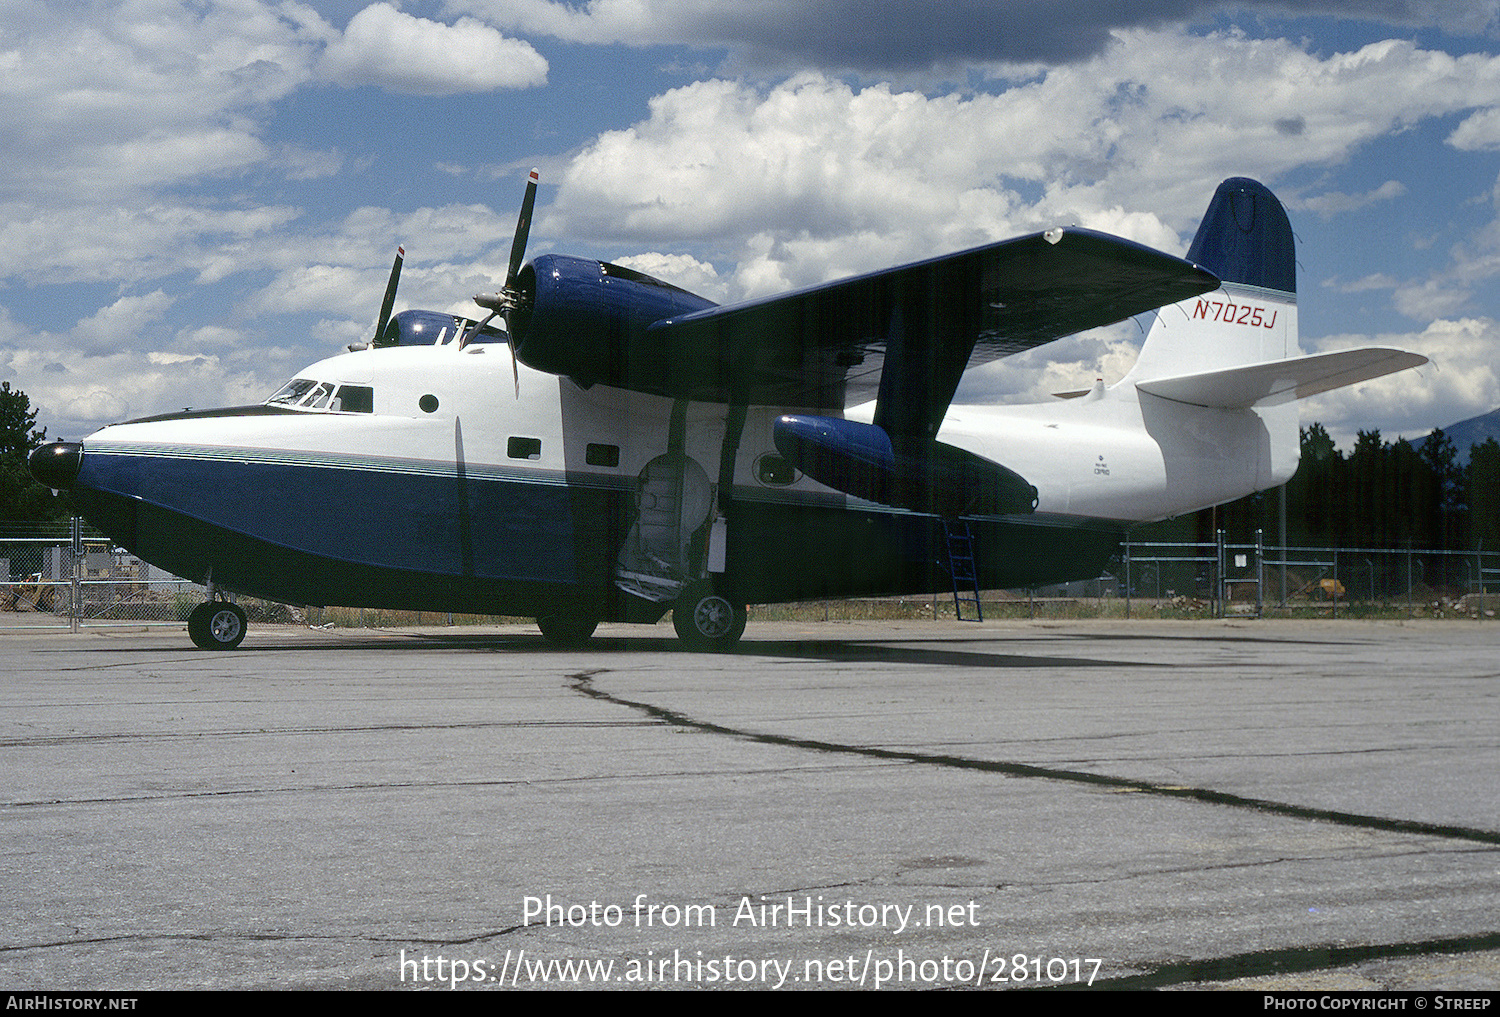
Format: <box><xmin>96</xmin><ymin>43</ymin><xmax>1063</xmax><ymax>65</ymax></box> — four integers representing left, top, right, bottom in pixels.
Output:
<box><xmin>69</xmin><ymin>443</ymin><xmax>1122</xmax><ymax>619</ymax></box>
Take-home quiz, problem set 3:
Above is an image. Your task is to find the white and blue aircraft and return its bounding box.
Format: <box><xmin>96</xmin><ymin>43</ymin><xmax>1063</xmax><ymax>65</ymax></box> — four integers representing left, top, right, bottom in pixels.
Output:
<box><xmin>30</xmin><ymin>177</ymin><xmax>1424</xmax><ymax>650</ymax></box>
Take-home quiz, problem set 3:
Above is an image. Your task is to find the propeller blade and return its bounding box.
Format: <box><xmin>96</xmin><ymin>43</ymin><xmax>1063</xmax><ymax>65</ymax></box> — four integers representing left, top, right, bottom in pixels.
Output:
<box><xmin>373</xmin><ymin>245</ymin><xmax>404</xmax><ymax>347</ymax></box>
<box><xmin>465</xmin><ymin>171</ymin><xmax>538</xmax><ymax>398</ymax></box>
<box><xmin>506</xmin><ymin>169</ymin><xmax>539</xmax><ymax>289</ymax></box>
<box><xmin>508</xmin><ymin>331</ymin><xmax>520</xmax><ymax>398</ymax></box>
<box><xmin>504</xmin><ymin>170</ymin><xmax>539</xmax><ymax>398</ymax></box>
<box><xmin>457</xmin><ymin>304</ymin><xmax>520</xmax><ymax>398</ymax></box>
<box><xmin>461</xmin><ymin>309</ymin><xmax>498</xmax><ymax>349</ymax></box>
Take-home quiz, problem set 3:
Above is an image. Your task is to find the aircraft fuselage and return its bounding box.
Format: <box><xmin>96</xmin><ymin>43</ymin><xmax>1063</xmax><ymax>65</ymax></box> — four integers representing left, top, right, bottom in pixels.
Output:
<box><xmin>57</xmin><ymin>327</ymin><xmax>1293</xmax><ymax>625</ymax></box>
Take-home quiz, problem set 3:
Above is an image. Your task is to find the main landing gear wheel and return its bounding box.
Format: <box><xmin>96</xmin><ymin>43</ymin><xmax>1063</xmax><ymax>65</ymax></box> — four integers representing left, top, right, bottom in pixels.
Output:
<box><xmin>188</xmin><ymin>602</ymin><xmax>247</xmax><ymax>650</ymax></box>
<box><xmin>672</xmin><ymin>581</ymin><xmax>746</xmax><ymax>652</ymax></box>
<box><xmin>536</xmin><ymin>614</ymin><xmax>599</xmax><ymax>647</ymax></box>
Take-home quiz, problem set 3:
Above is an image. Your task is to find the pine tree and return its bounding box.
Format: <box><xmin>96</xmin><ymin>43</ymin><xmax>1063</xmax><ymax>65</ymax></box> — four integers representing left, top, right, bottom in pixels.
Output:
<box><xmin>1467</xmin><ymin>438</ymin><xmax>1500</xmax><ymax>551</ymax></box>
<box><xmin>0</xmin><ymin>382</ymin><xmax>66</xmax><ymax>522</ymax></box>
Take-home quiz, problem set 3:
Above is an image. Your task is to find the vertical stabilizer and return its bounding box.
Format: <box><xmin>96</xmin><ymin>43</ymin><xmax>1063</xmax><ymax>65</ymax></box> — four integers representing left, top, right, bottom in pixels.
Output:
<box><xmin>1122</xmin><ymin>178</ymin><xmax>1298</xmax><ymax>386</ymax></box>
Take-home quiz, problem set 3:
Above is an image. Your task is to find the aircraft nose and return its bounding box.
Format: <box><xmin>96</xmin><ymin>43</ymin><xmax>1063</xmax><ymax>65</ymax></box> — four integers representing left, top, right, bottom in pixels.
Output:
<box><xmin>29</xmin><ymin>441</ymin><xmax>83</xmax><ymax>490</ymax></box>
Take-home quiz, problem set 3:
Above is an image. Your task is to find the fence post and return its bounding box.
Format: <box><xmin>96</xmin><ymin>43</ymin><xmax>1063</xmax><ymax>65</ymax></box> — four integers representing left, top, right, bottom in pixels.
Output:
<box><xmin>1279</xmin><ymin>484</ymin><xmax>1288</xmax><ymax>607</ymax></box>
<box><xmin>1478</xmin><ymin>542</ymin><xmax>1484</xmax><ymax>617</ymax></box>
<box><xmin>1332</xmin><ymin>546</ymin><xmax>1338</xmax><ymax>620</ymax></box>
<box><xmin>1407</xmin><ymin>543</ymin><xmax>1413</xmax><ymax>618</ymax></box>
<box><xmin>1124</xmin><ymin>534</ymin><xmax>1132</xmax><ymax>620</ymax></box>
<box><xmin>1255</xmin><ymin>528</ymin><xmax>1264</xmax><ymax>619</ymax></box>
<box><xmin>69</xmin><ymin>516</ymin><xmax>81</xmax><ymax>633</ymax></box>
<box><xmin>1216</xmin><ymin>529</ymin><xmax>1225</xmax><ymax>619</ymax></box>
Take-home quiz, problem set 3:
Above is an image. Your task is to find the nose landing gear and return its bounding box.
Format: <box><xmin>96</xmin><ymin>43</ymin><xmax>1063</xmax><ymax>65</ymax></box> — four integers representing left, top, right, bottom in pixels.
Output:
<box><xmin>187</xmin><ymin>601</ymin><xmax>247</xmax><ymax>650</ymax></box>
<box><xmin>672</xmin><ymin>580</ymin><xmax>746</xmax><ymax>652</ymax></box>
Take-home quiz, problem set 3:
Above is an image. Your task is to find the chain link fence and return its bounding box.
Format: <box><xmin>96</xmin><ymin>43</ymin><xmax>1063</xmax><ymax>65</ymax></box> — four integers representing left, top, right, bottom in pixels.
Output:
<box><xmin>1120</xmin><ymin>530</ymin><xmax>1499</xmax><ymax>620</ymax></box>
<box><xmin>4</xmin><ymin>520</ymin><xmax>1498</xmax><ymax>631</ymax></box>
<box><xmin>0</xmin><ymin>521</ymin><xmax>205</xmax><ymax>631</ymax></box>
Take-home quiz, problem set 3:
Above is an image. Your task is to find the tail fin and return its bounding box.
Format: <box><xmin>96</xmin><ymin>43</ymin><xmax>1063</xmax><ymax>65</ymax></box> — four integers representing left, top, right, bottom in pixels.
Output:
<box><xmin>1099</xmin><ymin>178</ymin><xmax>1423</xmax><ymax>510</ymax></box>
<box><xmin>1122</xmin><ymin>178</ymin><xmax>1298</xmax><ymax>386</ymax></box>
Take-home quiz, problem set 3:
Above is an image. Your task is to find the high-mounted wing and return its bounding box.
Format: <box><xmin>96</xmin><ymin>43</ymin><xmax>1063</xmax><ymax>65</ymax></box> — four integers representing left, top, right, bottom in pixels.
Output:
<box><xmin>646</xmin><ymin>228</ymin><xmax>1218</xmax><ymax>439</ymax></box>
<box><xmin>504</xmin><ymin>225</ymin><xmax>1218</xmax><ymax>439</ymax></box>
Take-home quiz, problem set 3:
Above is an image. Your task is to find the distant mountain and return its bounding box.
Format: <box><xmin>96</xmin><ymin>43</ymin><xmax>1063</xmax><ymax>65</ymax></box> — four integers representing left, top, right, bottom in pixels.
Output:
<box><xmin>1418</xmin><ymin>407</ymin><xmax>1500</xmax><ymax>465</ymax></box>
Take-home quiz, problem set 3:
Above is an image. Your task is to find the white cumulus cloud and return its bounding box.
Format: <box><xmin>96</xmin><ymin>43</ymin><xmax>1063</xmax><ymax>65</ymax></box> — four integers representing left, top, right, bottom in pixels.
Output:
<box><xmin>320</xmin><ymin>3</ymin><xmax>547</xmax><ymax>95</ymax></box>
<box><xmin>548</xmin><ymin>32</ymin><xmax>1500</xmax><ymax>303</ymax></box>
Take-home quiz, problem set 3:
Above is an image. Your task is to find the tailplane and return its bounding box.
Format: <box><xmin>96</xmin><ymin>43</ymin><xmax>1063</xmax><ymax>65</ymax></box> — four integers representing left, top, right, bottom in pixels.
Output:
<box><xmin>1121</xmin><ymin>177</ymin><xmax>1423</xmax><ymax>408</ymax></box>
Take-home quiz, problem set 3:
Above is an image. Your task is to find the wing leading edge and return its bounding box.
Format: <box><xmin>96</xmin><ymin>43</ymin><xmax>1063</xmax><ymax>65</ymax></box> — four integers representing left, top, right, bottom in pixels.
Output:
<box><xmin>648</xmin><ymin>228</ymin><xmax>1218</xmax><ymax>439</ymax></box>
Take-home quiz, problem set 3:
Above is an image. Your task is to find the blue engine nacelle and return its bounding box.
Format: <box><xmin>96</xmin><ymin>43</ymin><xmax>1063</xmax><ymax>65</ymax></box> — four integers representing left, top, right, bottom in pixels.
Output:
<box><xmin>774</xmin><ymin>414</ymin><xmax>1038</xmax><ymax>517</ymax></box>
<box><xmin>507</xmin><ymin>254</ymin><xmax>718</xmax><ymax>389</ymax></box>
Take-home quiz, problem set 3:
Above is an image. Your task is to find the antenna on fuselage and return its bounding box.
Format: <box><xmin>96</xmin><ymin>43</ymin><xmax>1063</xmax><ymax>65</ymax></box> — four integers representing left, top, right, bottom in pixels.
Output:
<box><xmin>465</xmin><ymin>168</ymin><xmax>539</xmax><ymax>398</ymax></box>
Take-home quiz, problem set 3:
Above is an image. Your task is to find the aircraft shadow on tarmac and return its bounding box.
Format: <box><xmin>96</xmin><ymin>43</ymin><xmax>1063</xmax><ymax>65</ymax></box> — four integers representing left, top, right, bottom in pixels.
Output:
<box><xmin>44</xmin><ymin>623</ymin><xmax>1364</xmax><ymax>671</ymax></box>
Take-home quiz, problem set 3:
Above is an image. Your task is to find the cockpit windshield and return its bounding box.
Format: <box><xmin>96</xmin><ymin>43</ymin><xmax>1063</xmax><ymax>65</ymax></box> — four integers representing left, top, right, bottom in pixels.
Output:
<box><xmin>266</xmin><ymin>379</ymin><xmax>374</xmax><ymax>413</ymax></box>
<box><xmin>268</xmin><ymin>379</ymin><xmax>319</xmax><ymax>406</ymax></box>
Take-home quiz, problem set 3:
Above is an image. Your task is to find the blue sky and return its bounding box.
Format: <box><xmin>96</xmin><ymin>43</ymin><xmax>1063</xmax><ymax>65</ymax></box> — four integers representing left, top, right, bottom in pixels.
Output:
<box><xmin>3</xmin><ymin>1</ymin><xmax>1500</xmax><ymax>449</ymax></box>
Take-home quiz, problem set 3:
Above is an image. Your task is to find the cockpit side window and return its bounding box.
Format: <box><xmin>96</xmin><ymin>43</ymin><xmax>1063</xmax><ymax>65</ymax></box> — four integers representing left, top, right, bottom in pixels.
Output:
<box><xmin>333</xmin><ymin>385</ymin><xmax>374</xmax><ymax>413</ymax></box>
<box><xmin>304</xmin><ymin>382</ymin><xmax>335</xmax><ymax>410</ymax></box>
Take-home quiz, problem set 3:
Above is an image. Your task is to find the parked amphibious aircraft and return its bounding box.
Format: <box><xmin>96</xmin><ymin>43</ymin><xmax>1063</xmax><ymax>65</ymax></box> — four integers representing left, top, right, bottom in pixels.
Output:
<box><xmin>30</xmin><ymin>176</ymin><xmax>1424</xmax><ymax>650</ymax></box>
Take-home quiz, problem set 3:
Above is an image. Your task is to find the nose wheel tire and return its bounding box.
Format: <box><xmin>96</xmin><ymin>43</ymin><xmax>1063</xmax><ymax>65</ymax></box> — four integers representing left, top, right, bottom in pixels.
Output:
<box><xmin>673</xmin><ymin>581</ymin><xmax>746</xmax><ymax>651</ymax></box>
<box><xmin>188</xmin><ymin>602</ymin><xmax>248</xmax><ymax>650</ymax></box>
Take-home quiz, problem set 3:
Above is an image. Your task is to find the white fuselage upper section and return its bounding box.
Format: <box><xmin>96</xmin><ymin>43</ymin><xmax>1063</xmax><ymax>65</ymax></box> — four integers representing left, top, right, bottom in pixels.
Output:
<box><xmin>85</xmin><ymin>317</ymin><xmax>1299</xmax><ymax>528</ymax></box>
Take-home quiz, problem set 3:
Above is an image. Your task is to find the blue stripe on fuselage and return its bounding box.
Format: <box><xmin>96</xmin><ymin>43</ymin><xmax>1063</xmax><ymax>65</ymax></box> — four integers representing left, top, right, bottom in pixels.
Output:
<box><xmin>70</xmin><ymin>442</ymin><xmax>1126</xmax><ymax>615</ymax></box>
<box><xmin>75</xmin><ymin>446</ymin><xmax>583</xmax><ymax>585</ymax></box>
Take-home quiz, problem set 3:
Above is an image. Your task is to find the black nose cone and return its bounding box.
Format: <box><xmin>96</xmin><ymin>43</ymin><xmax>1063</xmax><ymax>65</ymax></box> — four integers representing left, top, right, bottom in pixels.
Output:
<box><xmin>29</xmin><ymin>441</ymin><xmax>83</xmax><ymax>490</ymax></box>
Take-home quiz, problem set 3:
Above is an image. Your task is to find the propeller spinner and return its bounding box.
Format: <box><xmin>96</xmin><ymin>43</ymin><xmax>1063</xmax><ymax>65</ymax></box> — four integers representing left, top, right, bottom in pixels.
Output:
<box><xmin>466</xmin><ymin>168</ymin><xmax>539</xmax><ymax>397</ymax></box>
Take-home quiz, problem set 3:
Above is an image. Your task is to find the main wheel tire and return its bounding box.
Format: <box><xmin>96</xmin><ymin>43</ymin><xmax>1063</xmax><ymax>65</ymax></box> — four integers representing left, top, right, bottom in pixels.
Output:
<box><xmin>188</xmin><ymin>602</ymin><xmax>247</xmax><ymax>650</ymax></box>
<box><xmin>536</xmin><ymin>614</ymin><xmax>599</xmax><ymax>647</ymax></box>
<box><xmin>672</xmin><ymin>581</ymin><xmax>746</xmax><ymax>652</ymax></box>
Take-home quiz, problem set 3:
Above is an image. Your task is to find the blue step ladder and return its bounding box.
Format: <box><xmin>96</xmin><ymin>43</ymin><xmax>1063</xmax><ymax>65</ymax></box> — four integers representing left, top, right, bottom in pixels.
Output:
<box><xmin>943</xmin><ymin>518</ymin><xmax>983</xmax><ymax>622</ymax></box>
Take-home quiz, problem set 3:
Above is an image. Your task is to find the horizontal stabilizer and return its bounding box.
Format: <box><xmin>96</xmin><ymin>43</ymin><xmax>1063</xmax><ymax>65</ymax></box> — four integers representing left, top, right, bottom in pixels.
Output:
<box><xmin>1135</xmin><ymin>347</ymin><xmax>1427</xmax><ymax>409</ymax></box>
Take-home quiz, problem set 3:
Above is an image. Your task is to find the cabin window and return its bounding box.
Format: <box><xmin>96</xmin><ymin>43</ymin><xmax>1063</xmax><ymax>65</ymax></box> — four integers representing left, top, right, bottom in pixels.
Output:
<box><xmin>419</xmin><ymin>394</ymin><xmax>439</xmax><ymax>414</ymax></box>
<box><xmin>586</xmin><ymin>443</ymin><xmax>620</xmax><ymax>468</ymax></box>
<box><xmin>508</xmin><ymin>437</ymin><xmax>542</xmax><ymax>460</ymax></box>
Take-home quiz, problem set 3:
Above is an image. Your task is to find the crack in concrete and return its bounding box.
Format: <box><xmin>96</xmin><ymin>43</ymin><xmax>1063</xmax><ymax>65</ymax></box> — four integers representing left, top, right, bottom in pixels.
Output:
<box><xmin>565</xmin><ymin>671</ymin><xmax>1500</xmax><ymax>847</ymax></box>
<box><xmin>568</xmin><ymin>668</ymin><xmax>1500</xmax><ymax>989</ymax></box>
<box><xmin>1085</xmin><ymin>932</ymin><xmax>1500</xmax><ymax>990</ymax></box>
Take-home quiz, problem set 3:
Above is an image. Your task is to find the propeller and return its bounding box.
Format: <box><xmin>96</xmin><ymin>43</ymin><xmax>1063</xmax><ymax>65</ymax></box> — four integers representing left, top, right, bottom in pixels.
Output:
<box><xmin>372</xmin><ymin>246</ymin><xmax>404</xmax><ymax>348</ymax></box>
<box><xmin>465</xmin><ymin>168</ymin><xmax>539</xmax><ymax>397</ymax></box>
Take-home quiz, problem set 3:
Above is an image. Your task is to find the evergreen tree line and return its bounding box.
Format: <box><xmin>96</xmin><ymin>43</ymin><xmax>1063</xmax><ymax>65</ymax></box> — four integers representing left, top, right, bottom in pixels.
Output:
<box><xmin>1210</xmin><ymin>424</ymin><xmax>1500</xmax><ymax>555</ymax></box>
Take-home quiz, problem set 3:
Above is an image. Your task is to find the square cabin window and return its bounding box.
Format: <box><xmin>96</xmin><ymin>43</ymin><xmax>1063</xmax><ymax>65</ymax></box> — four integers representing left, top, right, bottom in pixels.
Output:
<box><xmin>586</xmin><ymin>443</ymin><xmax>620</xmax><ymax>468</ymax></box>
<box><xmin>508</xmin><ymin>437</ymin><xmax>542</xmax><ymax>461</ymax></box>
